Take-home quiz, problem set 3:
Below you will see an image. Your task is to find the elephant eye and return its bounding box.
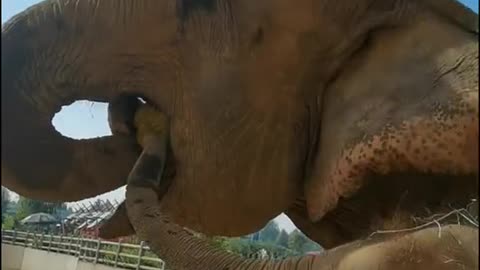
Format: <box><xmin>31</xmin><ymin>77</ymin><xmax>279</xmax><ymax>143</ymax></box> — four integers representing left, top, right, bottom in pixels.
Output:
<box><xmin>251</xmin><ymin>27</ymin><xmax>264</xmax><ymax>46</ymax></box>
<box><xmin>177</xmin><ymin>0</ymin><xmax>217</xmax><ymax>23</ymax></box>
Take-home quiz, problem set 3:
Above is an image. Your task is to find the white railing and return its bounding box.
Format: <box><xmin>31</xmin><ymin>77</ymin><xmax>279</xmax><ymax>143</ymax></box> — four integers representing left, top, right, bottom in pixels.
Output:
<box><xmin>1</xmin><ymin>229</ymin><xmax>165</xmax><ymax>270</ymax></box>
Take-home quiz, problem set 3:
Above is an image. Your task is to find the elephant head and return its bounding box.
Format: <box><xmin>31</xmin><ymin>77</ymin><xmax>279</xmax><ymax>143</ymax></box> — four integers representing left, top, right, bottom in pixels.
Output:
<box><xmin>124</xmin><ymin>107</ymin><xmax>477</xmax><ymax>270</ymax></box>
<box><xmin>97</xmin><ymin>101</ymin><xmax>478</xmax><ymax>270</ymax></box>
<box><xmin>2</xmin><ymin>0</ymin><xmax>478</xmax><ymax>243</ymax></box>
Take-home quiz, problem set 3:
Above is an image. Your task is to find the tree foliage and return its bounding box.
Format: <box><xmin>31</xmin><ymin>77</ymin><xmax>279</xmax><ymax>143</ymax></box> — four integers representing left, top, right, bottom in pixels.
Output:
<box><xmin>1</xmin><ymin>215</ymin><xmax>15</xmax><ymax>230</ymax></box>
<box><xmin>288</xmin><ymin>229</ymin><xmax>322</xmax><ymax>253</ymax></box>
<box><xmin>259</xmin><ymin>220</ymin><xmax>280</xmax><ymax>243</ymax></box>
<box><xmin>276</xmin><ymin>229</ymin><xmax>290</xmax><ymax>248</ymax></box>
<box><xmin>1</xmin><ymin>186</ymin><xmax>11</xmax><ymax>218</ymax></box>
<box><xmin>227</xmin><ymin>238</ymin><xmax>298</xmax><ymax>258</ymax></box>
<box><xmin>206</xmin><ymin>236</ymin><xmax>298</xmax><ymax>258</ymax></box>
<box><xmin>16</xmin><ymin>196</ymin><xmax>67</xmax><ymax>220</ymax></box>
<box><xmin>2</xmin><ymin>186</ymin><xmax>11</xmax><ymax>224</ymax></box>
<box><xmin>209</xmin><ymin>236</ymin><xmax>231</xmax><ymax>250</ymax></box>
<box><xmin>205</xmin><ymin>221</ymin><xmax>323</xmax><ymax>258</ymax></box>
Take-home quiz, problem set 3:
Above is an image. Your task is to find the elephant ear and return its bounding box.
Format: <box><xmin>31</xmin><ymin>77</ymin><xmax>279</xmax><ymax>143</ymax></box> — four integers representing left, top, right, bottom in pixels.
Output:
<box><xmin>422</xmin><ymin>0</ymin><xmax>478</xmax><ymax>33</ymax></box>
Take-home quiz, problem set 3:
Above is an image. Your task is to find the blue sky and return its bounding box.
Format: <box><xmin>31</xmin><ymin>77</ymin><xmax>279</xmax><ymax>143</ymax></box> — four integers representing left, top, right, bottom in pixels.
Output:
<box><xmin>462</xmin><ymin>0</ymin><xmax>479</xmax><ymax>12</ymax></box>
<box><xmin>2</xmin><ymin>0</ymin><xmax>478</xmax><ymax>23</ymax></box>
<box><xmin>1</xmin><ymin>0</ymin><xmax>478</xmax><ymax>232</ymax></box>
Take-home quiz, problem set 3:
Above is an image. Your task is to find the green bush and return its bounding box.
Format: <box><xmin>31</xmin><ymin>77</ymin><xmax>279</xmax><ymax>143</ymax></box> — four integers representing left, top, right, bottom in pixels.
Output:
<box><xmin>2</xmin><ymin>215</ymin><xmax>15</xmax><ymax>230</ymax></box>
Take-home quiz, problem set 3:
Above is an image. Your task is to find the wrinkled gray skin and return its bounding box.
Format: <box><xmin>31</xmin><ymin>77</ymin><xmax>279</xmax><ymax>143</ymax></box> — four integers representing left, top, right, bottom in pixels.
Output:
<box><xmin>1</xmin><ymin>0</ymin><xmax>479</xmax><ymax>251</ymax></box>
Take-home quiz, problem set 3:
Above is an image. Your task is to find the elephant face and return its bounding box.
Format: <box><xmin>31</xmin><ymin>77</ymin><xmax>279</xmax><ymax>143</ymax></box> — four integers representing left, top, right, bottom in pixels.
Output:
<box><xmin>2</xmin><ymin>0</ymin><xmax>478</xmax><ymax>238</ymax></box>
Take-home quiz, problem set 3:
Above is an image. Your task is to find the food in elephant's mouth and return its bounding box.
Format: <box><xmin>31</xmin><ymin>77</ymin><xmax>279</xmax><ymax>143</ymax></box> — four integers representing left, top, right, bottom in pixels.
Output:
<box><xmin>109</xmin><ymin>95</ymin><xmax>177</xmax><ymax>198</ymax></box>
<box><xmin>99</xmin><ymin>102</ymin><xmax>177</xmax><ymax>240</ymax></box>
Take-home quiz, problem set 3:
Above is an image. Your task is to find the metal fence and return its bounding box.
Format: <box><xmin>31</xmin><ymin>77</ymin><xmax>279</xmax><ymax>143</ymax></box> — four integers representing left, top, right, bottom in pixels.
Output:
<box><xmin>1</xmin><ymin>229</ymin><xmax>302</xmax><ymax>270</ymax></box>
<box><xmin>1</xmin><ymin>229</ymin><xmax>165</xmax><ymax>270</ymax></box>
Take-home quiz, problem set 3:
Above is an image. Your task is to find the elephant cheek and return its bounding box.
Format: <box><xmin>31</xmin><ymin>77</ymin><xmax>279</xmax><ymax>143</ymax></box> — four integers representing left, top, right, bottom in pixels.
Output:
<box><xmin>304</xmin><ymin>15</ymin><xmax>479</xmax><ymax>222</ymax></box>
<box><xmin>309</xmin><ymin>96</ymin><xmax>478</xmax><ymax>221</ymax></box>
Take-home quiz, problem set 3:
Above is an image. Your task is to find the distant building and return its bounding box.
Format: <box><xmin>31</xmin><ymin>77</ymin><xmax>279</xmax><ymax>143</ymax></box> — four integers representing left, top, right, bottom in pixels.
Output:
<box><xmin>64</xmin><ymin>199</ymin><xmax>135</xmax><ymax>242</ymax></box>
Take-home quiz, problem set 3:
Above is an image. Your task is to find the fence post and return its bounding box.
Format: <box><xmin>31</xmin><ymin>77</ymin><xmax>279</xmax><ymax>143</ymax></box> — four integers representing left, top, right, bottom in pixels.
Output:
<box><xmin>48</xmin><ymin>234</ymin><xmax>53</xmax><ymax>252</ymax></box>
<box><xmin>73</xmin><ymin>237</ymin><xmax>78</xmax><ymax>256</ymax></box>
<box><xmin>136</xmin><ymin>241</ymin><xmax>145</xmax><ymax>270</ymax></box>
<box><xmin>77</xmin><ymin>237</ymin><xmax>83</xmax><ymax>258</ymax></box>
<box><xmin>67</xmin><ymin>237</ymin><xmax>72</xmax><ymax>254</ymax></box>
<box><xmin>24</xmin><ymin>231</ymin><xmax>29</xmax><ymax>247</ymax></box>
<box><xmin>114</xmin><ymin>239</ymin><xmax>122</xmax><ymax>268</ymax></box>
<box><xmin>59</xmin><ymin>234</ymin><xmax>64</xmax><ymax>254</ymax></box>
<box><xmin>94</xmin><ymin>238</ymin><xmax>101</xmax><ymax>264</ymax></box>
<box><xmin>36</xmin><ymin>232</ymin><xmax>40</xmax><ymax>248</ymax></box>
<box><xmin>39</xmin><ymin>232</ymin><xmax>44</xmax><ymax>249</ymax></box>
<box><xmin>13</xmin><ymin>229</ymin><xmax>17</xmax><ymax>245</ymax></box>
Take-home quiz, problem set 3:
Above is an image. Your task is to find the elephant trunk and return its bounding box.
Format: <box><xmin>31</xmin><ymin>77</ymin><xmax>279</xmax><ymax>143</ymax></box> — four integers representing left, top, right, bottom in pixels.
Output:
<box><xmin>1</xmin><ymin>0</ymin><xmax>146</xmax><ymax>201</ymax></box>
<box><xmin>126</xmin><ymin>135</ymin><xmax>477</xmax><ymax>269</ymax></box>
<box><xmin>127</xmin><ymin>184</ymin><xmax>479</xmax><ymax>270</ymax></box>
<box><xmin>126</xmin><ymin>184</ymin><xmax>317</xmax><ymax>270</ymax></box>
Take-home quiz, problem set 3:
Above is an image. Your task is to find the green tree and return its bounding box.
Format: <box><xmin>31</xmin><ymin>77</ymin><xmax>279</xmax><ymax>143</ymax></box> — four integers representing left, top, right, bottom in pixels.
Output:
<box><xmin>288</xmin><ymin>229</ymin><xmax>323</xmax><ymax>253</ymax></box>
<box><xmin>287</xmin><ymin>229</ymin><xmax>307</xmax><ymax>252</ymax></box>
<box><xmin>2</xmin><ymin>215</ymin><xmax>15</xmax><ymax>230</ymax></box>
<box><xmin>16</xmin><ymin>196</ymin><xmax>67</xmax><ymax>220</ymax></box>
<box><xmin>259</xmin><ymin>220</ymin><xmax>280</xmax><ymax>243</ymax></box>
<box><xmin>1</xmin><ymin>186</ymin><xmax>11</xmax><ymax>219</ymax></box>
<box><xmin>276</xmin><ymin>229</ymin><xmax>290</xmax><ymax>248</ymax></box>
<box><xmin>226</xmin><ymin>237</ymin><xmax>297</xmax><ymax>258</ymax></box>
<box><xmin>207</xmin><ymin>236</ymin><xmax>230</xmax><ymax>250</ymax></box>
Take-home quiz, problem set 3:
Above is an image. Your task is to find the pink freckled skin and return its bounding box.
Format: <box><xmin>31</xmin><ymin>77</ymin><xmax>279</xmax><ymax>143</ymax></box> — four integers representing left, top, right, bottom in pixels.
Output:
<box><xmin>307</xmin><ymin>114</ymin><xmax>478</xmax><ymax>221</ymax></box>
<box><xmin>302</xmin><ymin>12</ymin><xmax>480</xmax><ymax>224</ymax></box>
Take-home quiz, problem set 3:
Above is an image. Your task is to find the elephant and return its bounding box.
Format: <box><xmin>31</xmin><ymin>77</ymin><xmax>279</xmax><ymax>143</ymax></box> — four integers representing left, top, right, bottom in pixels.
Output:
<box><xmin>124</xmin><ymin>103</ymin><xmax>478</xmax><ymax>269</ymax></box>
<box><xmin>2</xmin><ymin>0</ymin><xmax>479</xmax><ymax>254</ymax></box>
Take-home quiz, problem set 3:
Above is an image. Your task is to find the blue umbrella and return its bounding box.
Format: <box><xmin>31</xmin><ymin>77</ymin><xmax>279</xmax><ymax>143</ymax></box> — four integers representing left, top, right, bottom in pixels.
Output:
<box><xmin>20</xmin><ymin>212</ymin><xmax>58</xmax><ymax>224</ymax></box>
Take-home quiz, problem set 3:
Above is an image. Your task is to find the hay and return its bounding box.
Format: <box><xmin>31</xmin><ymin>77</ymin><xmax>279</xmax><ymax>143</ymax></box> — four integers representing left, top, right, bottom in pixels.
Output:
<box><xmin>369</xmin><ymin>199</ymin><xmax>478</xmax><ymax>238</ymax></box>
